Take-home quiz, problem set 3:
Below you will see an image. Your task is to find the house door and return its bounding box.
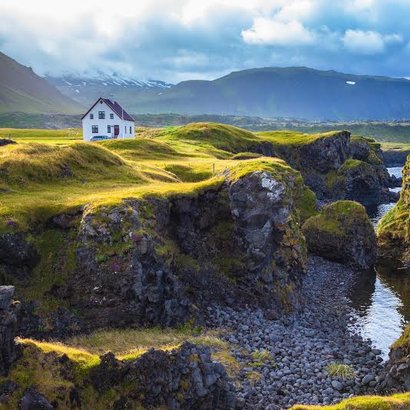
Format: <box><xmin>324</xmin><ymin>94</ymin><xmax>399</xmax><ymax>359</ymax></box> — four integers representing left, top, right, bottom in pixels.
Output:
<box><xmin>114</xmin><ymin>125</ymin><xmax>120</xmax><ymax>137</ymax></box>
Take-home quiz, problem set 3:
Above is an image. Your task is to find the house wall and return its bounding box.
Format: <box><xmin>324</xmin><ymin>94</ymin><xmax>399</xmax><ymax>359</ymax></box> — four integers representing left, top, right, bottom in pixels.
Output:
<box><xmin>82</xmin><ymin>100</ymin><xmax>135</xmax><ymax>141</ymax></box>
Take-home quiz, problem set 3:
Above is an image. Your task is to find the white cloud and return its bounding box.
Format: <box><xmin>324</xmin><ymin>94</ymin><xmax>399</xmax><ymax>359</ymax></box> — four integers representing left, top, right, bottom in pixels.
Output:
<box><xmin>342</xmin><ymin>29</ymin><xmax>402</xmax><ymax>54</ymax></box>
<box><xmin>242</xmin><ymin>18</ymin><xmax>315</xmax><ymax>46</ymax></box>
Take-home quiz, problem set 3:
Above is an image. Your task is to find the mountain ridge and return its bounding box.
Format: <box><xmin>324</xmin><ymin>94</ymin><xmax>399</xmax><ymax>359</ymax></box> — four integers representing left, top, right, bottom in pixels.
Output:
<box><xmin>0</xmin><ymin>52</ymin><xmax>83</xmax><ymax>114</ymax></box>
<box><xmin>49</xmin><ymin>66</ymin><xmax>410</xmax><ymax>120</ymax></box>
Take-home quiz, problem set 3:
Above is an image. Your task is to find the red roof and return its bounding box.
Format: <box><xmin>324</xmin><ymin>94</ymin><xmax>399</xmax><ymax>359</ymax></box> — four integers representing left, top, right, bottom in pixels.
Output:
<box><xmin>81</xmin><ymin>98</ymin><xmax>134</xmax><ymax>121</ymax></box>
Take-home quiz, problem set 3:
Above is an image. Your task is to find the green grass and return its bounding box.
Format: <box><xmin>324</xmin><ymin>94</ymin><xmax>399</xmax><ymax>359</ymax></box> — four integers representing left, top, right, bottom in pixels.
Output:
<box><xmin>256</xmin><ymin>130</ymin><xmax>343</xmax><ymax>146</ymax></box>
<box><xmin>0</xmin><ymin>123</ymin><xmax>331</xmax><ymax>232</ymax></box>
<box><xmin>17</xmin><ymin>338</ymin><xmax>101</xmax><ymax>370</ymax></box>
<box><xmin>0</xmin><ymin>128</ymin><xmax>82</xmax><ymax>145</ymax></box>
<box><xmin>1</xmin><ymin>327</ymin><xmax>240</xmax><ymax>409</ymax></box>
<box><xmin>291</xmin><ymin>393</ymin><xmax>410</xmax><ymax>409</ymax></box>
<box><xmin>391</xmin><ymin>324</ymin><xmax>410</xmax><ymax>353</ymax></box>
<box><xmin>326</xmin><ymin>362</ymin><xmax>355</xmax><ymax>379</ymax></box>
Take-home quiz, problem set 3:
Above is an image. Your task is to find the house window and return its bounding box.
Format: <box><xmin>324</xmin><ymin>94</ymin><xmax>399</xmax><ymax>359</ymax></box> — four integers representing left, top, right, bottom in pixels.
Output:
<box><xmin>107</xmin><ymin>125</ymin><xmax>111</xmax><ymax>133</ymax></box>
<box><xmin>98</xmin><ymin>111</ymin><xmax>105</xmax><ymax>119</ymax></box>
<box><xmin>125</xmin><ymin>126</ymin><xmax>127</xmax><ymax>134</ymax></box>
<box><xmin>92</xmin><ymin>125</ymin><xmax>98</xmax><ymax>133</ymax></box>
<box><xmin>129</xmin><ymin>126</ymin><xmax>132</xmax><ymax>134</ymax></box>
<box><xmin>110</xmin><ymin>113</ymin><xmax>114</xmax><ymax>119</ymax></box>
<box><xmin>90</xmin><ymin>113</ymin><xmax>94</xmax><ymax>119</ymax></box>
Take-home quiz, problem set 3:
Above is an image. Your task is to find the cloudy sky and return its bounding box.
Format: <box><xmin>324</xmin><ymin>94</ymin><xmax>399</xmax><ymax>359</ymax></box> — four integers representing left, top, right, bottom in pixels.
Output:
<box><xmin>1</xmin><ymin>0</ymin><xmax>410</xmax><ymax>83</ymax></box>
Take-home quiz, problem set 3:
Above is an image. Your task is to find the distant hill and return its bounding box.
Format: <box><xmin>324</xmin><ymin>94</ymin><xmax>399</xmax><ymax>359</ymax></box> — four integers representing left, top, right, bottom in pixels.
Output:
<box><xmin>0</xmin><ymin>52</ymin><xmax>83</xmax><ymax>114</ymax></box>
<box><xmin>46</xmin><ymin>74</ymin><xmax>172</xmax><ymax>108</ymax></box>
<box><xmin>50</xmin><ymin>67</ymin><xmax>410</xmax><ymax>121</ymax></box>
<box><xmin>132</xmin><ymin>67</ymin><xmax>410</xmax><ymax>120</ymax></box>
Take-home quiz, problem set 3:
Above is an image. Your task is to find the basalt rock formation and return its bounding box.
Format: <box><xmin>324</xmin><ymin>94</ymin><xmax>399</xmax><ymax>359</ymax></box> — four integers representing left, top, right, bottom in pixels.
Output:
<box><xmin>378</xmin><ymin>154</ymin><xmax>410</xmax><ymax>270</ymax></box>
<box><xmin>302</xmin><ymin>201</ymin><xmax>377</xmax><ymax>270</ymax></box>
<box><xmin>252</xmin><ymin>132</ymin><xmax>392</xmax><ymax>206</ymax></box>
<box><xmin>1</xmin><ymin>341</ymin><xmax>237</xmax><ymax>409</ymax></box>
<box><xmin>1</xmin><ymin>159</ymin><xmax>313</xmax><ymax>336</ymax></box>
<box><xmin>380</xmin><ymin>324</ymin><xmax>410</xmax><ymax>391</ymax></box>
<box><xmin>382</xmin><ymin>149</ymin><xmax>410</xmax><ymax>167</ymax></box>
<box><xmin>67</xmin><ymin>166</ymin><xmax>308</xmax><ymax>331</ymax></box>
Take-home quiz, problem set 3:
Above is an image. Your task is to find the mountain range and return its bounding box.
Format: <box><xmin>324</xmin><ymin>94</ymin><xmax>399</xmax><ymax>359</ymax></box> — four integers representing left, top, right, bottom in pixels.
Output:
<box><xmin>45</xmin><ymin>74</ymin><xmax>172</xmax><ymax>109</ymax></box>
<box><xmin>2</xmin><ymin>51</ymin><xmax>410</xmax><ymax>120</ymax></box>
<box><xmin>0</xmin><ymin>52</ymin><xmax>82</xmax><ymax>114</ymax></box>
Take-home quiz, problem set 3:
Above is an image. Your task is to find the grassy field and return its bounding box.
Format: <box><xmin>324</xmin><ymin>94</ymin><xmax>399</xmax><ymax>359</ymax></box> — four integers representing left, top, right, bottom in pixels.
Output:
<box><xmin>0</xmin><ymin>123</ymin><xmax>331</xmax><ymax>231</ymax></box>
<box><xmin>0</xmin><ymin>128</ymin><xmax>82</xmax><ymax>144</ymax></box>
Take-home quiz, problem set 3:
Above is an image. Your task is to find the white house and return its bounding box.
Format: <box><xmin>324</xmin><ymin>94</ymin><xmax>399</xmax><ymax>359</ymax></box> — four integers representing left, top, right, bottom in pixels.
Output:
<box><xmin>81</xmin><ymin>98</ymin><xmax>135</xmax><ymax>141</ymax></box>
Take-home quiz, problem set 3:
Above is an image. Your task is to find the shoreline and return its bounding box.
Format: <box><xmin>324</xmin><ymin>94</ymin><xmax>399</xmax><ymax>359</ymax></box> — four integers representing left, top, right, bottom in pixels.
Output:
<box><xmin>207</xmin><ymin>256</ymin><xmax>385</xmax><ymax>409</ymax></box>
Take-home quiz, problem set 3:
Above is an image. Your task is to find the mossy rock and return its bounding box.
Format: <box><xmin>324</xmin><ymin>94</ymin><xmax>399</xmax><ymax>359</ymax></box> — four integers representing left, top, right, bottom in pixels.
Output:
<box><xmin>302</xmin><ymin>201</ymin><xmax>377</xmax><ymax>270</ymax></box>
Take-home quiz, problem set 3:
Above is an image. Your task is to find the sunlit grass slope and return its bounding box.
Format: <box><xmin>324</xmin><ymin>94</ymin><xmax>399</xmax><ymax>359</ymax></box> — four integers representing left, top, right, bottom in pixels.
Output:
<box><xmin>292</xmin><ymin>393</ymin><xmax>410</xmax><ymax>409</ymax></box>
<box><xmin>0</xmin><ymin>122</ymin><xmax>337</xmax><ymax>231</ymax></box>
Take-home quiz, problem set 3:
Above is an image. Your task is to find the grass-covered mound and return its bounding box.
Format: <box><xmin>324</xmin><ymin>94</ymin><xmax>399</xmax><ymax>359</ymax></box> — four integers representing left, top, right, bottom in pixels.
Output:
<box><xmin>378</xmin><ymin>155</ymin><xmax>410</xmax><ymax>269</ymax></box>
<box><xmin>302</xmin><ymin>201</ymin><xmax>376</xmax><ymax>270</ymax></box>
<box><xmin>291</xmin><ymin>393</ymin><xmax>410</xmax><ymax>409</ymax></box>
<box><xmin>0</xmin><ymin>124</ymin><xmax>328</xmax><ymax>232</ymax></box>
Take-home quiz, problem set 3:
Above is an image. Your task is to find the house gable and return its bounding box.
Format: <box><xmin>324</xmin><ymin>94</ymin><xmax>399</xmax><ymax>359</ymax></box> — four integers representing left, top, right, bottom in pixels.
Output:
<box><xmin>81</xmin><ymin>98</ymin><xmax>134</xmax><ymax>121</ymax></box>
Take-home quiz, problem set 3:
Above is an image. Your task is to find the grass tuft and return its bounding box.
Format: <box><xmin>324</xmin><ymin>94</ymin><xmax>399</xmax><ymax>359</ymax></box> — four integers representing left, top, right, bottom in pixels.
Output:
<box><xmin>325</xmin><ymin>362</ymin><xmax>355</xmax><ymax>379</ymax></box>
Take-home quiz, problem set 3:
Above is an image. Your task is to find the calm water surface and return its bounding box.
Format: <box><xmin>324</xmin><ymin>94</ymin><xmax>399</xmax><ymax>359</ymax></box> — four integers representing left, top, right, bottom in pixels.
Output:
<box><xmin>349</xmin><ymin>166</ymin><xmax>409</xmax><ymax>359</ymax></box>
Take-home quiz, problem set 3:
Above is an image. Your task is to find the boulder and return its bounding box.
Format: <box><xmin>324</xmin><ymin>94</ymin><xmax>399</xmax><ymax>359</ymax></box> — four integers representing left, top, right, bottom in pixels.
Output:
<box><xmin>302</xmin><ymin>201</ymin><xmax>377</xmax><ymax>270</ymax></box>
<box><xmin>0</xmin><ymin>139</ymin><xmax>16</xmax><ymax>147</ymax></box>
<box><xmin>19</xmin><ymin>388</ymin><xmax>53</xmax><ymax>410</ymax></box>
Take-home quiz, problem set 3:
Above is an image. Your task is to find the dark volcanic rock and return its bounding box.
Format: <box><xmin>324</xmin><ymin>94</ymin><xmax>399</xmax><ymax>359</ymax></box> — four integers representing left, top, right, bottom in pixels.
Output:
<box><xmin>302</xmin><ymin>201</ymin><xmax>377</xmax><ymax>270</ymax></box>
<box><xmin>64</xmin><ymin>167</ymin><xmax>307</xmax><ymax>330</ymax></box>
<box><xmin>90</xmin><ymin>342</ymin><xmax>237</xmax><ymax>410</ymax></box>
<box><xmin>378</xmin><ymin>154</ymin><xmax>410</xmax><ymax>270</ymax></box>
<box><xmin>19</xmin><ymin>388</ymin><xmax>53</xmax><ymax>410</ymax></box>
<box><xmin>0</xmin><ymin>233</ymin><xmax>39</xmax><ymax>279</ymax></box>
<box><xmin>380</xmin><ymin>325</ymin><xmax>410</xmax><ymax>391</ymax></box>
<box><xmin>383</xmin><ymin>149</ymin><xmax>410</xmax><ymax>167</ymax></box>
<box><xmin>0</xmin><ymin>139</ymin><xmax>16</xmax><ymax>147</ymax></box>
<box><xmin>0</xmin><ymin>286</ymin><xmax>20</xmax><ymax>376</ymax></box>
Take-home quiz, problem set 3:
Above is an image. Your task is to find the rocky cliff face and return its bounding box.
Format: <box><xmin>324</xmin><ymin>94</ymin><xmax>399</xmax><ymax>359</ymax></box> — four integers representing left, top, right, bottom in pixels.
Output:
<box><xmin>378</xmin><ymin>155</ymin><xmax>410</xmax><ymax>270</ymax></box>
<box><xmin>252</xmin><ymin>132</ymin><xmax>393</xmax><ymax>206</ymax></box>
<box><xmin>382</xmin><ymin>149</ymin><xmax>410</xmax><ymax>167</ymax></box>
<box><xmin>380</xmin><ymin>325</ymin><xmax>410</xmax><ymax>391</ymax></box>
<box><xmin>0</xmin><ymin>286</ymin><xmax>20</xmax><ymax>375</ymax></box>
<box><xmin>67</xmin><ymin>167</ymin><xmax>307</xmax><ymax>331</ymax></box>
<box><xmin>1</xmin><ymin>160</ymin><xmax>312</xmax><ymax>336</ymax></box>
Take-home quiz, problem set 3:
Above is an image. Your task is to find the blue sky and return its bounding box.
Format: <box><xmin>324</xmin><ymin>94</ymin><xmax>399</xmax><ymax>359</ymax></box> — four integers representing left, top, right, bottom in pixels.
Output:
<box><xmin>1</xmin><ymin>0</ymin><xmax>410</xmax><ymax>82</ymax></box>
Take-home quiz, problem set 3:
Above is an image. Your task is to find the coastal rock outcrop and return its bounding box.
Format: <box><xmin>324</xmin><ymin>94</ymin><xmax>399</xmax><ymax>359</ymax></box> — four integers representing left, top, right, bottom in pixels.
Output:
<box><xmin>380</xmin><ymin>324</ymin><xmax>410</xmax><ymax>391</ymax></box>
<box><xmin>378</xmin><ymin>155</ymin><xmax>410</xmax><ymax>270</ymax></box>
<box><xmin>383</xmin><ymin>149</ymin><xmax>410</xmax><ymax>167</ymax></box>
<box><xmin>302</xmin><ymin>201</ymin><xmax>377</xmax><ymax>270</ymax></box>
<box><xmin>68</xmin><ymin>164</ymin><xmax>308</xmax><ymax>330</ymax></box>
<box><xmin>253</xmin><ymin>132</ymin><xmax>392</xmax><ymax>206</ymax></box>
